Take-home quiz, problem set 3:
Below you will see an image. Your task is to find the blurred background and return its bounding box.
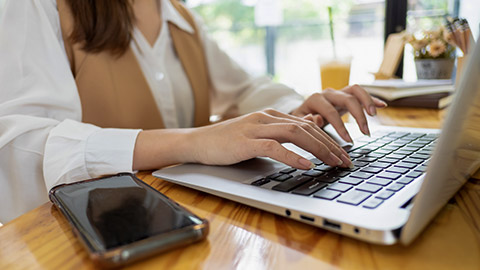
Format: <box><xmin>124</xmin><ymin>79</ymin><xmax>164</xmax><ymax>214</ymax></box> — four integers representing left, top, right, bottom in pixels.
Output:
<box><xmin>0</xmin><ymin>0</ymin><xmax>478</xmax><ymax>96</ymax></box>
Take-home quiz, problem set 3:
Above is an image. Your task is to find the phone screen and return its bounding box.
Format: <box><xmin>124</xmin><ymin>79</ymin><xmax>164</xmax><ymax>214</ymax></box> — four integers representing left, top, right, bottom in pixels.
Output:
<box><xmin>52</xmin><ymin>174</ymin><xmax>204</xmax><ymax>251</ymax></box>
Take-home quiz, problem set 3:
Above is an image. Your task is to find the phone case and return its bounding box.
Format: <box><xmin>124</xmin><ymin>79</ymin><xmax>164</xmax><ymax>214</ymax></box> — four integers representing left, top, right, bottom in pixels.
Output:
<box><xmin>49</xmin><ymin>173</ymin><xmax>209</xmax><ymax>268</ymax></box>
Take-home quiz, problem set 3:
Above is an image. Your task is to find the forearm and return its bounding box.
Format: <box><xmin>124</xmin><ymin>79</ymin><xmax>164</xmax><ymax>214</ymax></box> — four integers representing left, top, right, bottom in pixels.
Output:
<box><xmin>132</xmin><ymin>128</ymin><xmax>196</xmax><ymax>170</ymax></box>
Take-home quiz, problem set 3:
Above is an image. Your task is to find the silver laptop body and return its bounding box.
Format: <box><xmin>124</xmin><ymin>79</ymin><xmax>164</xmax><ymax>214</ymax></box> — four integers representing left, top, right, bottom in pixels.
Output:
<box><xmin>153</xmin><ymin>40</ymin><xmax>480</xmax><ymax>245</ymax></box>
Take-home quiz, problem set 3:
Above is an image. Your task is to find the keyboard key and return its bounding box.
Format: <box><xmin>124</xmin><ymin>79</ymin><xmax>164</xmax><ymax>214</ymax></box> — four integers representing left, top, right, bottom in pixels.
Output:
<box><xmin>338</xmin><ymin>166</ymin><xmax>360</xmax><ymax>172</ymax></box>
<box><xmin>356</xmin><ymin>183</ymin><xmax>382</xmax><ymax>193</ymax></box>
<box><xmin>352</xmin><ymin>160</ymin><xmax>370</xmax><ymax>167</ymax></box>
<box><xmin>414</xmin><ymin>165</ymin><xmax>428</xmax><ymax>172</ymax></box>
<box><xmin>386</xmin><ymin>183</ymin><xmax>405</xmax><ymax>192</ymax></box>
<box><xmin>372</xmin><ymin>149</ymin><xmax>392</xmax><ymax>155</ymax></box>
<box><xmin>272</xmin><ymin>176</ymin><xmax>313</xmax><ymax>192</ymax></box>
<box><xmin>337</xmin><ymin>190</ymin><xmax>371</xmax><ymax>205</ymax></box>
<box><xmin>314</xmin><ymin>164</ymin><xmax>334</xmax><ymax>171</ymax></box>
<box><xmin>313</xmin><ymin>189</ymin><xmax>341</xmax><ymax>200</ymax></box>
<box><xmin>396</xmin><ymin>177</ymin><xmax>414</xmax><ymax>185</ymax></box>
<box><xmin>292</xmin><ymin>181</ymin><xmax>327</xmax><ymax>196</ymax></box>
<box><xmin>377</xmin><ymin>171</ymin><xmax>401</xmax><ymax>180</ymax></box>
<box><xmin>360</xmin><ymin>166</ymin><xmax>383</xmax><ymax>174</ymax></box>
<box><xmin>267</xmin><ymin>173</ymin><xmax>283</xmax><ymax>179</ymax></box>
<box><xmin>403</xmin><ymin>158</ymin><xmax>424</xmax><ymax>164</ymax></box>
<box><xmin>410</xmin><ymin>153</ymin><xmax>430</xmax><ymax>160</ymax></box>
<box><xmin>350</xmin><ymin>172</ymin><xmax>374</xmax><ymax>179</ymax></box>
<box><xmin>349</xmin><ymin>153</ymin><xmax>363</xmax><ymax>158</ymax></box>
<box><xmin>327</xmin><ymin>170</ymin><xmax>350</xmax><ymax>177</ymax></box>
<box><xmin>327</xmin><ymin>183</ymin><xmax>353</xmax><ymax>192</ymax></box>
<box><xmin>352</xmin><ymin>148</ymin><xmax>376</xmax><ymax>154</ymax></box>
<box><xmin>302</xmin><ymin>170</ymin><xmax>324</xmax><ymax>177</ymax></box>
<box><xmin>405</xmin><ymin>171</ymin><xmax>423</xmax><ymax>178</ymax></box>
<box><xmin>315</xmin><ymin>174</ymin><xmax>340</xmax><ymax>183</ymax></box>
<box><xmin>275</xmin><ymin>174</ymin><xmax>293</xmax><ymax>182</ymax></box>
<box><xmin>375</xmin><ymin>190</ymin><xmax>395</xmax><ymax>200</ymax></box>
<box><xmin>310</xmin><ymin>158</ymin><xmax>323</xmax><ymax>165</ymax></box>
<box><xmin>356</xmin><ymin>156</ymin><xmax>378</xmax><ymax>163</ymax></box>
<box><xmin>402</xmin><ymin>146</ymin><xmax>420</xmax><ymax>152</ymax></box>
<box><xmin>417</xmin><ymin>150</ymin><xmax>432</xmax><ymax>155</ymax></box>
<box><xmin>363</xmin><ymin>198</ymin><xmax>384</xmax><ymax>209</ymax></box>
<box><xmin>377</xmin><ymin>157</ymin><xmax>399</xmax><ymax>164</ymax></box>
<box><xmin>367</xmin><ymin>177</ymin><xmax>392</xmax><ymax>186</ymax></box>
<box><xmin>382</xmin><ymin>146</ymin><xmax>400</xmax><ymax>152</ymax></box>
<box><xmin>338</xmin><ymin>177</ymin><xmax>364</xmax><ymax>186</ymax></box>
<box><xmin>394</xmin><ymin>162</ymin><xmax>417</xmax><ymax>169</ymax></box>
<box><xmin>386</xmin><ymin>167</ymin><xmax>409</xmax><ymax>174</ymax></box>
<box><xmin>280</xmin><ymin>167</ymin><xmax>297</xmax><ymax>174</ymax></box>
<box><xmin>369</xmin><ymin>162</ymin><xmax>391</xmax><ymax>169</ymax></box>
<box><xmin>251</xmin><ymin>178</ymin><xmax>270</xmax><ymax>186</ymax></box>
<box><xmin>385</xmin><ymin>154</ymin><xmax>407</xmax><ymax>160</ymax></box>
<box><xmin>395</xmin><ymin>150</ymin><xmax>413</xmax><ymax>156</ymax></box>
<box><xmin>365</xmin><ymin>152</ymin><xmax>386</xmax><ymax>158</ymax></box>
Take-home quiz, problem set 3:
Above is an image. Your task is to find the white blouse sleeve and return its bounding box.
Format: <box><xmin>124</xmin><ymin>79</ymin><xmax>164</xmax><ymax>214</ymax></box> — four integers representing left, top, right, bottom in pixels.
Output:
<box><xmin>191</xmin><ymin>12</ymin><xmax>305</xmax><ymax>117</ymax></box>
<box><xmin>0</xmin><ymin>0</ymin><xmax>139</xmax><ymax>223</ymax></box>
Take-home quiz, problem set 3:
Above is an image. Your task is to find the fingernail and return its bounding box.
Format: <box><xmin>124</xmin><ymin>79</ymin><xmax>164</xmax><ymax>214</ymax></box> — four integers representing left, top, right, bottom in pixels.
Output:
<box><xmin>330</xmin><ymin>152</ymin><xmax>343</xmax><ymax>166</ymax></box>
<box><xmin>299</xmin><ymin>158</ymin><xmax>315</xmax><ymax>169</ymax></box>
<box><xmin>363</xmin><ymin>124</ymin><xmax>371</xmax><ymax>137</ymax></box>
<box><xmin>348</xmin><ymin>163</ymin><xmax>355</xmax><ymax>169</ymax></box>
<box><xmin>340</xmin><ymin>154</ymin><xmax>353</xmax><ymax>168</ymax></box>
<box><xmin>369</xmin><ymin>105</ymin><xmax>377</xmax><ymax>116</ymax></box>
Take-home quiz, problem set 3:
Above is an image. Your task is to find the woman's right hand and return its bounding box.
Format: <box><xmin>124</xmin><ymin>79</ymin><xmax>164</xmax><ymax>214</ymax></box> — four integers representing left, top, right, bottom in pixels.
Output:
<box><xmin>133</xmin><ymin>109</ymin><xmax>352</xmax><ymax>171</ymax></box>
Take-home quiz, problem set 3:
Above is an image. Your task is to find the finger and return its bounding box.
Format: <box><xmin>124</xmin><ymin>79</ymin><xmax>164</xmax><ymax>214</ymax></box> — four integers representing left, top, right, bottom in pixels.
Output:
<box><xmin>250</xmin><ymin>139</ymin><xmax>315</xmax><ymax>170</ymax></box>
<box><xmin>373</xmin><ymin>96</ymin><xmax>388</xmax><ymax>107</ymax></box>
<box><xmin>323</xmin><ymin>90</ymin><xmax>371</xmax><ymax>136</ymax></box>
<box><xmin>260</xmin><ymin>109</ymin><xmax>349</xmax><ymax>158</ymax></box>
<box><xmin>343</xmin><ymin>85</ymin><xmax>381</xmax><ymax>116</ymax></box>
<box><xmin>312</xmin><ymin>114</ymin><xmax>325</xmax><ymax>127</ymax></box>
<box><xmin>254</xmin><ymin>123</ymin><xmax>346</xmax><ymax>167</ymax></box>
<box><xmin>304</xmin><ymin>93</ymin><xmax>353</xmax><ymax>143</ymax></box>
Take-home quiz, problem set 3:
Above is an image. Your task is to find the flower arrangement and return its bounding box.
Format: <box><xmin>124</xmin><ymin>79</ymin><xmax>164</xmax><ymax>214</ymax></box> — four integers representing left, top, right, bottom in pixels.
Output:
<box><xmin>403</xmin><ymin>26</ymin><xmax>456</xmax><ymax>59</ymax></box>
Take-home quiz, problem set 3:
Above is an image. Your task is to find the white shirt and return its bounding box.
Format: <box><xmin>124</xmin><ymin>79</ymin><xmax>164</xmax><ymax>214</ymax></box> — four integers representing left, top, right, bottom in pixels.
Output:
<box><xmin>0</xmin><ymin>0</ymin><xmax>303</xmax><ymax>223</ymax></box>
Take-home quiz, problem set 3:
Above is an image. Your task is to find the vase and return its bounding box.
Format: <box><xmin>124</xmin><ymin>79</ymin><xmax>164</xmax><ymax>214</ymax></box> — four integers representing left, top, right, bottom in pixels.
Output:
<box><xmin>414</xmin><ymin>58</ymin><xmax>455</xmax><ymax>80</ymax></box>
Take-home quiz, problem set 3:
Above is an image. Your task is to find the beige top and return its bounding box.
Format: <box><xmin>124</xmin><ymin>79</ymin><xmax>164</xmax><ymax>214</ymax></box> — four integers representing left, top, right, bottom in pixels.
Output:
<box><xmin>56</xmin><ymin>0</ymin><xmax>211</xmax><ymax>129</ymax></box>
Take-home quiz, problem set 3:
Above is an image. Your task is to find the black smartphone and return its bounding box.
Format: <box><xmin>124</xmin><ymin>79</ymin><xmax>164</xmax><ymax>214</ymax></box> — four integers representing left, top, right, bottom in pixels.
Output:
<box><xmin>49</xmin><ymin>173</ymin><xmax>209</xmax><ymax>268</ymax></box>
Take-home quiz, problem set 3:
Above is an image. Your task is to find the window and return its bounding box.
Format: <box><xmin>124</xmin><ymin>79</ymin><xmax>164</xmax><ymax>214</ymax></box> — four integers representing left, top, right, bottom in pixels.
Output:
<box><xmin>188</xmin><ymin>0</ymin><xmax>386</xmax><ymax>96</ymax></box>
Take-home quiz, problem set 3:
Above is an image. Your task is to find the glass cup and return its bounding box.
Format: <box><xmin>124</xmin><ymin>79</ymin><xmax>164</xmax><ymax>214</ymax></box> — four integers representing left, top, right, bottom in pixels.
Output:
<box><xmin>319</xmin><ymin>57</ymin><xmax>351</xmax><ymax>90</ymax></box>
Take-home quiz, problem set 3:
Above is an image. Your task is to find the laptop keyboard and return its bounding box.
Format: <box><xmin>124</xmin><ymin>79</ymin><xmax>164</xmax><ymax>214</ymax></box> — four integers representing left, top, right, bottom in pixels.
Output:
<box><xmin>250</xmin><ymin>131</ymin><xmax>438</xmax><ymax>209</ymax></box>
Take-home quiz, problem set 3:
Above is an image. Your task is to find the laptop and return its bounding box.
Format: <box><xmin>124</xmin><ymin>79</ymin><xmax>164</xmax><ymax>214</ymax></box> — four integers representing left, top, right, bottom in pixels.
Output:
<box><xmin>153</xmin><ymin>39</ymin><xmax>480</xmax><ymax>245</ymax></box>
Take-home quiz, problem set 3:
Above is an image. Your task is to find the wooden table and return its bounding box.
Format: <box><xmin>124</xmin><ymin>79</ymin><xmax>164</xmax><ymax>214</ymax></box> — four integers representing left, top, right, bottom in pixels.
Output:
<box><xmin>1</xmin><ymin>107</ymin><xmax>479</xmax><ymax>270</ymax></box>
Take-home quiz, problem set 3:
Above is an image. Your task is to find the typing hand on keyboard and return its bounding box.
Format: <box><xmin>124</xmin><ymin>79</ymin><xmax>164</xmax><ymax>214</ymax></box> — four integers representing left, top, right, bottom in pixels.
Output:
<box><xmin>251</xmin><ymin>130</ymin><xmax>437</xmax><ymax>209</ymax></box>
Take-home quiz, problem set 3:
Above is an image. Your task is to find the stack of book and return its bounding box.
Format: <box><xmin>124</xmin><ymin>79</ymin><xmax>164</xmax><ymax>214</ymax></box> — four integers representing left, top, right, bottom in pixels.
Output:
<box><xmin>359</xmin><ymin>79</ymin><xmax>455</xmax><ymax>109</ymax></box>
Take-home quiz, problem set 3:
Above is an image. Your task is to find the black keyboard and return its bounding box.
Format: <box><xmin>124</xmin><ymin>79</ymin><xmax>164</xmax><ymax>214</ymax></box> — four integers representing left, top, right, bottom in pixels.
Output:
<box><xmin>250</xmin><ymin>131</ymin><xmax>437</xmax><ymax>209</ymax></box>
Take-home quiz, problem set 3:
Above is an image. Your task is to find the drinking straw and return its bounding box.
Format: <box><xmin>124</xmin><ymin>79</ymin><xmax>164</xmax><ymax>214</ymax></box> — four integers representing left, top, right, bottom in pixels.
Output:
<box><xmin>328</xmin><ymin>6</ymin><xmax>337</xmax><ymax>59</ymax></box>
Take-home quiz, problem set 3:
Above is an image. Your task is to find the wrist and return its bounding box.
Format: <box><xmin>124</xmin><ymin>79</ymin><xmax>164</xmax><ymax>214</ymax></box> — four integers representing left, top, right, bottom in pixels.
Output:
<box><xmin>132</xmin><ymin>128</ymin><xmax>196</xmax><ymax>170</ymax></box>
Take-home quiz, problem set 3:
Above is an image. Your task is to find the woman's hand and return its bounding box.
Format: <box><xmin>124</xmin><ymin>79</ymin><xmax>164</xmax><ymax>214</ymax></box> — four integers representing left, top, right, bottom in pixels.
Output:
<box><xmin>133</xmin><ymin>109</ymin><xmax>353</xmax><ymax>171</ymax></box>
<box><xmin>290</xmin><ymin>84</ymin><xmax>387</xmax><ymax>143</ymax></box>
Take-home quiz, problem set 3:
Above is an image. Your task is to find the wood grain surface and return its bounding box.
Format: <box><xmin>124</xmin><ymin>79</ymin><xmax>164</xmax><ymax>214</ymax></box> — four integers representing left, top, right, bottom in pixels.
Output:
<box><xmin>1</xmin><ymin>107</ymin><xmax>479</xmax><ymax>270</ymax></box>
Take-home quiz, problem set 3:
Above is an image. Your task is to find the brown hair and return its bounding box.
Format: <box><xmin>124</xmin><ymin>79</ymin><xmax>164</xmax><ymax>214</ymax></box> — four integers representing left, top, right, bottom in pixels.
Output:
<box><xmin>65</xmin><ymin>0</ymin><xmax>135</xmax><ymax>56</ymax></box>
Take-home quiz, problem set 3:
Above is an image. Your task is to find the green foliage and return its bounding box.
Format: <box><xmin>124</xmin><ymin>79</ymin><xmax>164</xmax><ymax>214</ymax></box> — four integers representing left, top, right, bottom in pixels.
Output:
<box><xmin>191</xmin><ymin>0</ymin><xmax>355</xmax><ymax>44</ymax></box>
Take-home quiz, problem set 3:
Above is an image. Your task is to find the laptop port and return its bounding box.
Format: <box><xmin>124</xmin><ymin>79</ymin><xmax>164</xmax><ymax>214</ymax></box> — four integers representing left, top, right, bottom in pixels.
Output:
<box><xmin>300</xmin><ymin>215</ymin><xmax>315</xmax><ymax>222</ymax></box>
<box><xmin>323</xmin><ymin>219</ymin><xmax>341</xmax><ymax>230</ymax></box>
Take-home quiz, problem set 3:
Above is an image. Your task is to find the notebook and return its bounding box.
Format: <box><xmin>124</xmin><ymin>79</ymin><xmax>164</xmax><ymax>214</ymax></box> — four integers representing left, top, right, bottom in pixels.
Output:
<box><xmin>153</xmin><ymin>40</ymin><xmax>480</xmax><ymax>245</ymax></box>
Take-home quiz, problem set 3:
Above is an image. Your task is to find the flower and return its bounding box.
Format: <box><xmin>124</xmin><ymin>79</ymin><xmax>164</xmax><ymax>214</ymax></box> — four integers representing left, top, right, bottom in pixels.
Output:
<box><xmin>403</xmin><ymin>25</ymin><xmax>456</xmax><ymax>59</ymax></box>
<box><xmin>429</xmin><ymin>40</ymin><xmax>446</xmax><ymax>58</ymax></box>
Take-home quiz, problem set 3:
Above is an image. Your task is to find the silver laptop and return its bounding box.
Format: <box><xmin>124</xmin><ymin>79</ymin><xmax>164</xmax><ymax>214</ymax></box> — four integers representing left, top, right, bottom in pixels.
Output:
<box><xmin>153</xmin><ymin>40</ymin><xmax>480</xmax><ymax>245</ymax></box>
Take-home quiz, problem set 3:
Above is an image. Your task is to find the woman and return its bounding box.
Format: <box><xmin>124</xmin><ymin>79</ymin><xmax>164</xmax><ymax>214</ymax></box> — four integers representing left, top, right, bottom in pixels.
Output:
<box><xmin>0</xmin><ymin>0</ymin><xmax>385</xmax><ymax>223</ymax></box>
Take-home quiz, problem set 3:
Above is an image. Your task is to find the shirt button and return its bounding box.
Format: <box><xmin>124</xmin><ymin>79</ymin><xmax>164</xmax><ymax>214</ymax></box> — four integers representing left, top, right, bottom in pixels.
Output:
<box><xmin>155</xmin><ymin>72</ymin><xmax>164</xmax><ymax>81</ymax></box>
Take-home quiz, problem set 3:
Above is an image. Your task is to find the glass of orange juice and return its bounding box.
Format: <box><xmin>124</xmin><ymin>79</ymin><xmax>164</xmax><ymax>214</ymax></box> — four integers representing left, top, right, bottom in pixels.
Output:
<box><xmin>319</xmin><ymin>57</ymin><xmax>351</xmax><ymax>90</ymax></box>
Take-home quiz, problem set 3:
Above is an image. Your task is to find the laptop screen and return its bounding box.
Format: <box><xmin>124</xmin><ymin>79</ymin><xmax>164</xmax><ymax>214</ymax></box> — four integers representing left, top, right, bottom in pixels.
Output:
<box><xmin>401</xmin><ymin>38</ymin><xmax>480</xmax><ymax>244</ymax></box>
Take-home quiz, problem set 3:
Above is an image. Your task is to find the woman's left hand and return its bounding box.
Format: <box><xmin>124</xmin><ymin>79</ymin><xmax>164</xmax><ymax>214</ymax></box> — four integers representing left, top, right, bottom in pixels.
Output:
<box><xmin>290</xmin><ymin>84</ymin><xmax>387</xmax><ymax>143</ymax></box>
